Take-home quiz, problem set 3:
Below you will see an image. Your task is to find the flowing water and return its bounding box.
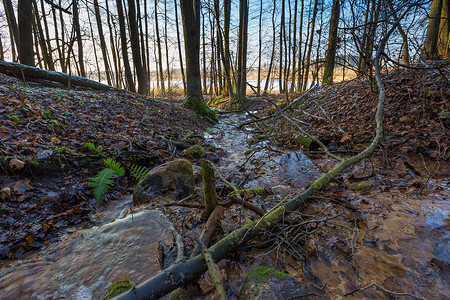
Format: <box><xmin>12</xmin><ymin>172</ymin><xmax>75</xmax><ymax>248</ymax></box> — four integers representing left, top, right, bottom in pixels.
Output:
<box><xmin>0</xmin><ymin>206</ymin><xmax>173</xmax><ymax>300</ymax></box>
<box><xmin>0</xmin><ymin>112</ymin><xmax>448</xmax><ymax>299</ymax></box>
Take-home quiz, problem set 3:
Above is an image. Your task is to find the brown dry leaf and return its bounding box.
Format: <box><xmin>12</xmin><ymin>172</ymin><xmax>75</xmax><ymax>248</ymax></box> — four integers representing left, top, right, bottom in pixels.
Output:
<box><xmin>9</xmin><ymin>158</ymin><xmax>25</xmax><ymax>170</ymax></box>
<box><xmin>9</xmin><ymin>179</ymin><xmax>33</xmax><ymax>194</ymax></box>
<box><xmin>0</xmin><ymin>187</ymin><xmax>11</xmax><ymax>200</ymax></box>
<box><xmin>340</xmin><ymin>134</ymin><xmax>352</xmax><ymax>144</ymax></box>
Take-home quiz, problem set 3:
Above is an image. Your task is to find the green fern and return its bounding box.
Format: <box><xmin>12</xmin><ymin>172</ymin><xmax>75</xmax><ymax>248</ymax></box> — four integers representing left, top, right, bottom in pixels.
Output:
<box><xmin>89</xmin><ymin>168</ymin><xmax>115</xmax><ymax>202</ymax></box>
<box><xmin>131</xmin><ymin>164</ymin><xmax>149</xmax><ymax>183</ymax></box>
<box><xmin>83</xmin><ymin>142</ymin><xmax>105</xmax><ymax>156</ymax></box>
<box><xmin>103</xmin><ymin>158</ymin><xmax>125</xmax><ymax>176</ymax></box>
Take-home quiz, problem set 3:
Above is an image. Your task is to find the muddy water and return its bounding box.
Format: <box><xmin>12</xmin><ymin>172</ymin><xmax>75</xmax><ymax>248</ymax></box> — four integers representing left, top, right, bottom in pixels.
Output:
<box><xmin>0</xmin><ymin>207</ymin><xmax>173</xmax><ymax>300</ymax></box>
<box><xmin>206</xmin><ymin>113</ymin><xmax>449</xmax><ymax>299</ymax></box>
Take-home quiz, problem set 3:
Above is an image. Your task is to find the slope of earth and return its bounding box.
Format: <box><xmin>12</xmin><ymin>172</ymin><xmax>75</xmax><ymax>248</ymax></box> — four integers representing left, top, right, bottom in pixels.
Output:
<box><xmin>267</xmin><ymin>59</ymin><xmax>449</xmax><ymax>162</ymax></box>
<box><xmin>0</xmin><ymin>74</ymin><xmax>209</xmax><ymax>264</ymax></box>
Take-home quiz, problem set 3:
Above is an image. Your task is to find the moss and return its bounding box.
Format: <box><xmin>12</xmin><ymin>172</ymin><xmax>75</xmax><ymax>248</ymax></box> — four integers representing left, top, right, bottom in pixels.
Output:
<box><xmin>244</xmin><ymin>150</ymin><xmax>252</xmax><ymax>155</ymax></box>
<box><xmin>248</xmin><ymin>138</ymin><xmax>255</xmax><ymax>145</ymax></box>
<box><xmin>295</xmin><ymin>136</ymin><xmax>313</xmax><ymax>150</ymax></box>
<box><xmin>182</xmin><ymin>96</ymin><xmax>216</xmax><ymax>121</ymax></box>
<box><xmin>350</xmin><ymin>180</ymin><xmax>373</xmax><ymax>191</ymax></box>
<box><xmin>240</xmin><ymin>267</ymin><xmax>291</xmax><ymax>299</ymax></box>
<box><xmin>184</xmin><ymin>144</ymin><xmax>205</xmax><ymax>158</ymax></box>
<box><xmin>246</xmin><ymin>267</ymin><xmax>291</xmax><ymax>281</ymax></box>
<box><xmin>104</xmin><ymin>279</ymin><xmax>135</xmax><ymax>299</ymax></box>
<box><xmin>256</xmin><ymin>135</ymin><xmax>267</xmax><ymax>140</ymax></box>
<box><xmin>229</xmin><ymin>188</ymin><xmax>271</xmax><ymax>198</ymax></box>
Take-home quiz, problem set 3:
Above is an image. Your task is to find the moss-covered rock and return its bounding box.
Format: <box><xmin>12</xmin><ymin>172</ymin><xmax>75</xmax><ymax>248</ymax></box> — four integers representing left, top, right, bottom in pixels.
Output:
<box><xmin>350</xmin><ymin>180</ymin><xmax>373</xmax><ymax>191</ymax></box>
<box><xmin>133</xmin><ymin>159</ymin><xmax>194</xmax><ymax>205</ymax></box>
<box><xmin>184</xmin><ymin>144</ymin><xmax>205</xmax><ymax>158</ymax></box>
<box><xmin>248</xmin><ymin>138</ymin><xmax>255</xmax><ymax>145</ymax></box>
<box><xmin>104</xmin><ymin>279</ymin><xmax>135</xmax><ymax>299</ymax></box>
<box><xmin>295</xmin><ymin>136</ymin><xmax>313</xmax><ymax>150</ymax></box>
<box><xmin>256</xmin><ymin>135</ymin><xmax>267</xmax><ymax>140</ymax></box>
<box><xmin>239</xmin><ymin>266</ymin><xmax>308</xmax><ymax>300</ymax></box>
<box><xmin>244</xmin><ymin>150</ymin><xmax>252</xmax><ymax>155</ymax></box>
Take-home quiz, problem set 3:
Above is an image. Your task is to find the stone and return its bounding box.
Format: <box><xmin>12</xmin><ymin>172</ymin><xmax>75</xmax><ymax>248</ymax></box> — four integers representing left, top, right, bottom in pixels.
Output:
<box><xmin>184</xmin><ymin>144</ymin><xmax>205</xmax><ymax>158</ymax></box>
<box><xmin>133</xmin><ymin>159</ymin><xmax>194</xmax><ymax>205</ymax></box>
<box><xmin>350</xmin><ymin>180</ymin><xmax>373</xmax><ymax>191</ymax></box>
<box><xmin>239</xmin><ymin>266</ymin><xmax>308</xmax><ymax>300</ymax></box>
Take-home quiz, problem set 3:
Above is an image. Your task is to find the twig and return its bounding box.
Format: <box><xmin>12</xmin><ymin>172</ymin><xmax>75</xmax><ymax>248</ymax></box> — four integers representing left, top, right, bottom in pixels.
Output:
<box><xmin>282</xmin><ymin>114</ymin><xmax>344</xmax><ymax>162</ymax></box>
<box><xmin>194</xmin><ymin>236</ymin><xmax>227</xmax><ymax>300</ymax></box>
<box><xmin>343</xmin><ymin>282</ymin><xmax>424</xmax><ymax>299</ymax></box>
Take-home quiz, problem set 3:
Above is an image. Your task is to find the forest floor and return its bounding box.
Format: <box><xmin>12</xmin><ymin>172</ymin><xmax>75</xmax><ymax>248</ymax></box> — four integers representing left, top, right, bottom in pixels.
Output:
<box><xmin>0</xmin><ymin>59</ymin><xmax>448</xmax><ymax>299</ymax></box>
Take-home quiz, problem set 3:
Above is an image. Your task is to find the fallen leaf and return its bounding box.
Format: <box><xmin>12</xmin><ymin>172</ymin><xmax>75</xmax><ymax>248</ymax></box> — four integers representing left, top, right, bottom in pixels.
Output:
<box><xmin>0</xmin><ymin>187</ymin><xmax>11</xmax><ymax>200</ymax></box>
<box><xmin>9</xmin><ymin>158</ymin><xmax>25</xmax><ymax>170</ymax></box>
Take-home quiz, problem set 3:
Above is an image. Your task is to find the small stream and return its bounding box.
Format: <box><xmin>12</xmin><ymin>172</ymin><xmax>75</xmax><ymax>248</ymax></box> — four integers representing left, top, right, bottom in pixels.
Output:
<box><xmin>0</xmin><ymin>112</ymin><xmax>448</xmax><ymax>299</ymax></box>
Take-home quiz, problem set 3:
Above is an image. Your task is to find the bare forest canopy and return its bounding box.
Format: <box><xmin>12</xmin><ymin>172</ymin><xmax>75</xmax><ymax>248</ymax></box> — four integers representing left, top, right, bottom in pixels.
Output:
<box><xmin>0</xmin><ymin>0</ymin><xmax>449</xmax><ymax>98</ymax></box>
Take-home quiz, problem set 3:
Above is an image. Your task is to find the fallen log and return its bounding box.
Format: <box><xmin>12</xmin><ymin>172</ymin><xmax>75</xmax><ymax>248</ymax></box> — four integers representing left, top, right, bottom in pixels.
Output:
<box><xmin>0</xmin><ymin>60</ymin><xmax>115</xmax><ymax>91</ymax></box>
<box><xmin>112</xmin><ymin>8</ymin><xmax>411</xmax><ymax>299</ymax></box>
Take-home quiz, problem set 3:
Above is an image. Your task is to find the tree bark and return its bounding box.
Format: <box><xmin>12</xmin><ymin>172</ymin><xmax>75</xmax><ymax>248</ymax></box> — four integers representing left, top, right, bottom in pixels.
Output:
<box><xmin>93</xmin><ymin>0</ymin><xmax>112</xmax><ymax>85</ymax></box>
<box><xmin>72</xmin><ymin>0</ymin><xmax>85</xmax><ymax>76</ymax></box>
<box><xmin>116</xmin><ymin>0</ymin><xmax>135</xmax><ymax>92</ymax></box>
<box><xmin>3</xmin><ymin>0</ymin><xmax>19</xmax><ymax>61</ymax></box>
<box><xmin>323</xmin><ymin>0</ymin><xmax>341</xmax><ymax>85</ymax></box>
<box><xmin>18</xmin><ymin>0</ymin><xmax>34</xmax><ymax>66</ymax></box>
<box><xmin>236</xmin><ymin>0</ymin><xmax>249</xmax><ymax>105</ymax></box>
<box><xmin>180</xmin><ymin>0</ymin><xmax>214</xmax><ymax>119</ymax></box>
<box><xmin>155</xmin><ymin>0</ymin><xmax>165</xmax><ymax>93</ymax></box>
<box><xmin>424</xmin><ymin>0</ymin><xmax>443</xmax><ymax>60</ymax></box>
<box><xmin>438</xmin><ymin>0</ymin><xmax>449</xmax><ymax>57</ymax></box>
<box><xmin>175</xmin><ymin>0</ymin><xmax>186</xmax><ymax>91</ymax></box>
<box><xmin>0</xmin><ymin>60</ymin><xmax>114</xmax><ymax>90</ymax></box>
<box><xmin>128</xmin><ymin>0</ymin><xmax>147</xmax><ymax>95</ymax></box>
<box><xmin>302</xmin><ymin>0</ymin><xmax>319</xmax><ymax>91</ymax></box>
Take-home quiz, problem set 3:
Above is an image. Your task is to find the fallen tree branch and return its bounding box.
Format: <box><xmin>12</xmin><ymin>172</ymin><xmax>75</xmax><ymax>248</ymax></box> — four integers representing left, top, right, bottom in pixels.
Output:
<box><xmin>112</xmin><ymin>7</ymin><xmax>411</xmax><ymax>299</ymax></box>
<box><xmin>0</xmin><ymin>60</ymin><xmax>114</xmax><ymax>91</ymax></box>
<box><xmin>195</xmin><ymin>237</ymin><xmax>227</xmax><ymax>300</ymax></box>
<box><xmin>343</xmin><ymin>282</ymin><xmax>424</xmax><ymax>299</ymax></box>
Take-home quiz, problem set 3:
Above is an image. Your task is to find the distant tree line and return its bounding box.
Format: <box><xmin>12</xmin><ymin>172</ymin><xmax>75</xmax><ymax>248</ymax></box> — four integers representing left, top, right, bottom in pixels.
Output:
<box><xmin>0</xmin><ymin>0</ymin><xmax>448</xmax><ymax>116</ymax></box>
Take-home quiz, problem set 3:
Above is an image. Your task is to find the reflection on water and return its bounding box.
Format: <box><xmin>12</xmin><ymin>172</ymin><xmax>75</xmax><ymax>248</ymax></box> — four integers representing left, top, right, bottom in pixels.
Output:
<box><xmin>205</xmin><ymin>112</ymin><xmax>320</xmax><ymax>191</ymax></box>
<box><xmin>0</xmin><ymin>209</ymin><xmax>172</xmax><ymax>300</ymax></box>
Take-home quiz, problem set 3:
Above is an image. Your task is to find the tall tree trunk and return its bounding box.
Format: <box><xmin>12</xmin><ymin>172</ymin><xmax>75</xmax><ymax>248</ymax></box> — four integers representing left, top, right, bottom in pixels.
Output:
<box><xmin>438</xmin><ymin>0</ymin><xmax>449</xmax><ymax>57</ymax></box>
<box><xmin>290</xmin><ymin>0</ymin><xmax>298</xmax><ymax>93</ymax></box>
<box><xmin>33</xmin><ymin>0</ymin><xmax>54</xmax><ymax>70</ymax></box>
<box><xmin>164</xmin><ymin>0</ymin><xmax>171</xmax><ymax>91</ymax></box>
<box><xmin>323</xmin><ymin>0</ymin><xmax>341</xmax><ymax>85</ymax></box>
<box><xmin>3</xmin><ymin>0</ymin><xmax>19</xmax><ymax>61</ymax></box>
<box><xmin>58</xmin><ymin>0</ymin><xmax>66</xmax><ymax>72</ymax></box>
<box><xmin>105</xmin><ymin>0</ymin><xmax>119</xmax><ymax>87</ymax></box>
<box><xmin>279</xmin><ymin>0</ymin><xmax>284</xmax><ymax>93</ymax></box>
<box><xmin>257</xmin><ymin>0</ymin><xmax>263</xmax><ymax>94</ymax></box>
<box><xmin>93</xmin><ymin>0</ymin><xmax>112</xmax><ymax>85</ymax></box>
<box><xmin>18</xmin><ymin>0</ymin><xmax>34</xmax><ymax>66</ymax></box>
<box><xmin>128</xmin><ymin>0</ymin><xmax>147</xmax><ymax>94</ymax></box>
<box><xmin>236</xmin><ymin>0</ymin><xmax>248</xmax><ymax>105</ymax></box>
<box><xmin>73</xmin><ymin>0</ymin><xmax>85</xmax><ymax>76</ymax></box>
<box><xmin>302</xmin><ymin>0</ymin><xmax>319</xmax><ymax>91</ymax></box>
<box><xmin>223</xmin><ymin>0</ymin><xmax>233</xmax><ymax>95</ymax></box>
<box><xmin>155</xmin><ymin>0</ymin><xmax>165</xmax><ymax>93</ymax></box>
<box><xmin>214</xmin><ymin>0</ymin><xmax>234</xmax><ymax>98</ymax></box>
<box><xmin>175</xmin><ymin>0</ymin><xmax>186</xmax><ymax>91</ymax></box>
<box><xmin>116</xmin><ymin>0</ymin><xmax>135</xmax><ymax>91</ymax></box>
<box><xmin>180</xmin><ymin>0</ymin><xmax>214</xmax><ymax>119</ymax></box>
<box><xmin>424</xmin><ymin>0</ymin><xmax>443</xmax><ymax>60</ymax></box>
<box><xmin>387</xmin><ymin>0</ymin><xmax>410</xmax><ymax>66</ymax></box>
<box><xmin>202</xmin><ymin>9</ymin><xmax>207</xmax><ymax>93</ymax></box>
<box><xmin>297</xmin><ymin>0</ymin><xmax>304</xmax><ymax>91</ymax></box>
<box><xmin>39</xmin><ymin>0</ymin><xmax>54</xmax><ymax>69</ymax></box>
<box><xmin>264</xmin><ymin>0</ymin><xmax>277</xmax><ymax>93</ymax></box>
